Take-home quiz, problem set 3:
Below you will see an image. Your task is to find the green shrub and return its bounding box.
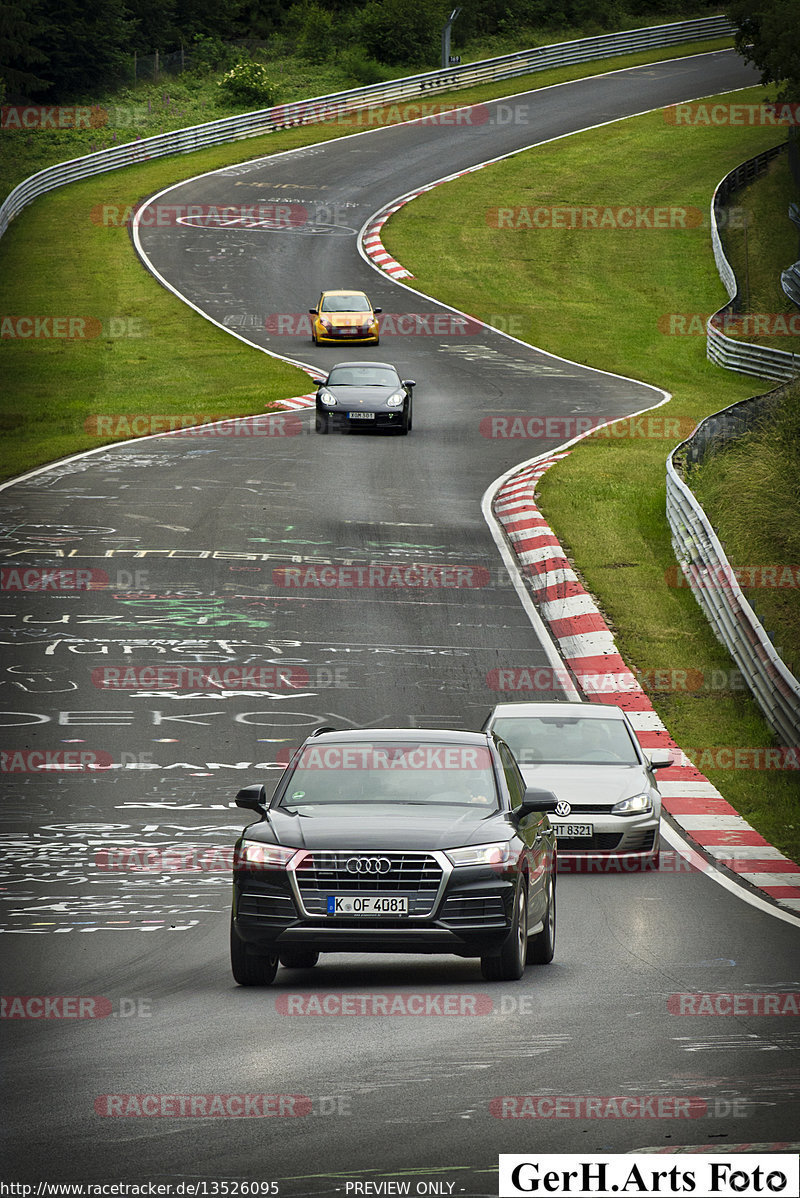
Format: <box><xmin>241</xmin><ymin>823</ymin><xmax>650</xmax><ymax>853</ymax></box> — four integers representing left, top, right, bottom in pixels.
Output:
<box><xmin>218</xmin><ymin>60</ymin><xmax>278</xmax><ymax>105</ymax></box>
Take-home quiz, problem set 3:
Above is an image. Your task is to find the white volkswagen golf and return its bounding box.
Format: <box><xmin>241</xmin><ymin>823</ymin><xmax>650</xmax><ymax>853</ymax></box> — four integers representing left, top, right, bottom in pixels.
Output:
<box><xmin>483</xmin><ymin>701</ymin><xmax>671</xmax><ymax>870</ymax></box>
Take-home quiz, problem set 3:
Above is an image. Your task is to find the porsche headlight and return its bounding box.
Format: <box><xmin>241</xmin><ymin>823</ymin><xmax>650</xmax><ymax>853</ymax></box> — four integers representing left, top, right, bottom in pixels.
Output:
<box><xmin>318</xmin><ymin>389</ymin><xmax>337</xmax><ymax>407</ymax></box>
<box><xmin>386</xmin><ymin>390</ymin><xmax>405</xmax><ymax>408</ymax></box>
<box><xmin>611</xmin><ymin>792</ymin><xmax>652</xmax><ymax>815</ymax></box>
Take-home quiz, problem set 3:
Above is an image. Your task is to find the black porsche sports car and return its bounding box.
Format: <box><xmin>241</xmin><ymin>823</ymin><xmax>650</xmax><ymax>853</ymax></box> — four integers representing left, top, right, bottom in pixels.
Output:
<box><xmin>230</xmin><ymin>726</ymin><xmax>558</xmax><ymax>984</ymax></box>
<box><xmin>314</xmin><ymin>361</ymin><xmax>415</xmax><ymax>434</ymax></box>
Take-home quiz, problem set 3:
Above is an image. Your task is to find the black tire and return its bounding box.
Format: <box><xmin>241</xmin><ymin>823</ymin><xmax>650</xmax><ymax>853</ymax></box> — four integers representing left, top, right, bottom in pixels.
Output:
<box><xmin>315</xmin><ymin>412</ymin><xmax>329</xmax><ymax>434</ymax></box>
<box><xmin>481</xmin><ymin>879</ymin><xmax>528</xmax><ymax>982</ymax></box>
<box><xmin>230</xmin><ymin>917</ymin><xmax>279</xmax><ymax>986</ymax></box>
<box><xmin>278</xmin><ymin>948</ymin><xmax>320</xmax><ymax>969</ymax></box>
<box><xmin>407</xmin><ymin>402</ymin><xmax>412</xmax><ymax>432</ymax></box>
<box><xmin>397</xmin><ymin>413</ymin><xmax>409</xmax><ymax>436</ymax></box>
<box><xmin>529</xmin><ymin>874</ymin><xmax>556</xmax><ymax>964</ymax></box>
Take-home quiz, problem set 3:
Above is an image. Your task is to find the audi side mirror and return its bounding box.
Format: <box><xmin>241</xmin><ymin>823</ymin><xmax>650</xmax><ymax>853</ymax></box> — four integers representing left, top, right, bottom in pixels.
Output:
<box><xmin>235</xmin><ymin>783</ymin><xmax>268</xmax><ymax>812</ymax></box>
<box><xmin>515</xmin><ymin>787</ymin><xmax>559</xmax><ymax>820</ymax></box>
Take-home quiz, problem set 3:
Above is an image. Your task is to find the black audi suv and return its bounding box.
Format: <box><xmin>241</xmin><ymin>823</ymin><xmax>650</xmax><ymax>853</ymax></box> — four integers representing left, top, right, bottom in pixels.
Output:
<box><xmin>230</xmin><ymin>727</ymin><xmax>558</xmax><ymax>984</ymax></box>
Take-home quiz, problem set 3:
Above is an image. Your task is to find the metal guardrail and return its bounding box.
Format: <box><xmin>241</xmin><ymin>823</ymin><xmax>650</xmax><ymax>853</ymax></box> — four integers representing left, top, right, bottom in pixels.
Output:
<box><xmin>0</xmin><ymin>16</ymin><xmax>733</xmax><ymax>241</ymax></box>
<box><xmin>708</xmin><ymin>144</ymin><xmax>800</xmax><ymax>381</ymax></box>
<box><xmin>666</xmin><ymin>396</ymin><xmax>800</xmax><ymax>747</ymax></box>
<box><xmin>784</xmin><ymin>203</ymin><xmax>800</xmax><ymax>308</ymax></box>
<box><xmin>782</xmin><ymin>263</ymin><xmax>800</xmax><ymax>307</ymax></box>
<box><xmin>672</xmin><ymin>144</ymin><xmax>800</xmax><ymax>741</ymax></box>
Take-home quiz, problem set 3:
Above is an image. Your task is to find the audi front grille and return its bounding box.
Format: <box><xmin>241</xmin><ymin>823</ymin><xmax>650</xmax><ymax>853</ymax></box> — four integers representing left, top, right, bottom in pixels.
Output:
<box><xmin>292</xmin><ymin>851</ymin><xmax>444</xmax><ymax>917</ymax></box>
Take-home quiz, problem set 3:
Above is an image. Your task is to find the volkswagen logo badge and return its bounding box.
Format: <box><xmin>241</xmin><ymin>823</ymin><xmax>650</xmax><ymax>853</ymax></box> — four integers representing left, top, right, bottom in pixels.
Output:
<box><xmin>555</xmin><ymin>800</ymin><xmax>572</xmax><ymax>817</ymax></box>
<box><xmin>345</xmin><ymin>856</ymin><xmax>392</xmax><ymax>875</ymax></box>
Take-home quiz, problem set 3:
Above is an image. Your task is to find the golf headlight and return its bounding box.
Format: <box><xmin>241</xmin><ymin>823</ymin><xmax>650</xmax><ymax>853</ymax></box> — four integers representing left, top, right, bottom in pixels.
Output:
<box><xmin>318</xmin><ymin>390</ymin><xmax>337</xmax><ymax>407</ymax></box>
<box><xmin>612</xmin><ymin>792</ymin><xmax>652</xmax><ymax>815</ymax></box>
<box><xmin>386</xmin><ymin>390</ymin><xmax>405</xmax><ymax>408</ymax></box>
<box><xmin>446</xmin><ymin>842</ymin><xmax>515</xmax><ymax>868</ymax></box>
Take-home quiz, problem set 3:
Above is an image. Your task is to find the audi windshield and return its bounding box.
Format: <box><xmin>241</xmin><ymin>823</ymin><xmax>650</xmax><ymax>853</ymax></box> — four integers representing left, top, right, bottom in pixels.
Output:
<box><xmin>277</xmin><ymin>741</ymin><xmax>499</xmax><ymax>809</ymax></box>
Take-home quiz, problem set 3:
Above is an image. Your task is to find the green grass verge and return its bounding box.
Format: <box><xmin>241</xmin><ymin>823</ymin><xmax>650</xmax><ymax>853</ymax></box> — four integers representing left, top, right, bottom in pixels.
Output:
<box><xmin>0</xmin><ymin>37</ymin><xmax>733</xmax><ymax>482</ymax></box>
<box><xmin>382</xmin><ymin>87</ymin><xmax>800</xmax><ymax>862</ymax></box>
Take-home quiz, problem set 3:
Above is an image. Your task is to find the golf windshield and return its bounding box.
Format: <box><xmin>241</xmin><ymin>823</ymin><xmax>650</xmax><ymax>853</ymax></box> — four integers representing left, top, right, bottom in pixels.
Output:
<box><xmin>492</xmin><ymin>716</ymin><xmax>640</xmax><ymax>766</ymax></box>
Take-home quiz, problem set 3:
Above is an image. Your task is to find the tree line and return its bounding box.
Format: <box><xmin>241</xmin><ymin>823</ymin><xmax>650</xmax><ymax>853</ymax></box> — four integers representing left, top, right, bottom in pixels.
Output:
<box><xmin>0</xmin><ymin>1</ymin><xmax>794</xmax><ymax>103</ymax></box>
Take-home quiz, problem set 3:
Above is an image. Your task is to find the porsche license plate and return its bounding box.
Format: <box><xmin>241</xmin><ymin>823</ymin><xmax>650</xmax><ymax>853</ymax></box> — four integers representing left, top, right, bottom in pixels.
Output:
<box><xmin>554</xmin><ymin>824</ymin><xmax>593</xmax><ymax>839</ymax></box>
<box><xmin>348</xmin><ymin>411</ymin><xmax>375</xmax><ymax>420</ymax></box>
<box><xmin>327</xmin><ymin>895</ymin><xmax>408</xmax><ymax>915</ymax></box>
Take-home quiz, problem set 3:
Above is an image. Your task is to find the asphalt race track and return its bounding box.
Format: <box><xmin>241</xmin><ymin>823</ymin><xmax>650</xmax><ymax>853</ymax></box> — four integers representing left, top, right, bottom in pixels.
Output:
<box><xmin>2</xmin><ymin>48</ymin><xmax>799</xmax><ymax>1192</ymax></box>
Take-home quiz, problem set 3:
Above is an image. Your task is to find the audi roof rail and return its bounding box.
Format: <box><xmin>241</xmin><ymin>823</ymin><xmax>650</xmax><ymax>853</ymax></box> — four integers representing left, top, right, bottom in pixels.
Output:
<box><xmin>310</xmin><ymin>725</ymin><xmax>337</xmax><ymax>737</ymax></box>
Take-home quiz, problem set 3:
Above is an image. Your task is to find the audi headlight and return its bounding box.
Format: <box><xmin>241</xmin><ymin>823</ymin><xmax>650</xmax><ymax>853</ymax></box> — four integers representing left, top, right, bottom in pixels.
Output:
<box><xmin>236</xmin><ymin>842</ymin><xmax>299</xmax><ymax>869</ymax></box>
<box><xmin>318</xmin><ymin>389</ymin><xmax>337</xmax><ymax>407</ymax></box>
<box><xmin>386</xmin><ymin>390</ymin><xmax>405</xmax><ymax>408</ymax></box>
<box><xmin>611</xmin><ymin>792</ymin><xmax>652</xmax><ymax>815</ymax></box>
<box><xmin>446</xmin><ymin>842</ymin><xmax>515</xmax><ymax>868</ymax></box>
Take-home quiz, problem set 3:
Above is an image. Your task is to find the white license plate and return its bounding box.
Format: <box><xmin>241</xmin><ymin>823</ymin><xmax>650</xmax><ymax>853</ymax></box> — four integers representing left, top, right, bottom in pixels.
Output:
<box><xmin>327</xmin><ymin>895</ymin><xmax>408</xmax><ymax>916</ymax></box>
<box><xmin>554</xmin><ymin>824</ymin><xmax>593</xmax><ymax>839</ymax></box>
<box><xmin>348</xmin><ymin>411</ymin><xmax>375</xmax><ymax>420</ymax></box>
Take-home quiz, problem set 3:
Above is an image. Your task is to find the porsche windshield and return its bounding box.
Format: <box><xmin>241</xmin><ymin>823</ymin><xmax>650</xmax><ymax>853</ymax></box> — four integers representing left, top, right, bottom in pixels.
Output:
<box><xmin>278</xmin><ymin>742</ymin><xmax>498</xmax><ymax>809</ymax></box>
<box><xmin>492</xmin><ymin>716</ymin><xmax>640</xmax><ymax>766</ymax></box>
<box><xmin>326</xmin><ymin>366</ymin><xmax>399</xmax><ymax>388</ymax></box>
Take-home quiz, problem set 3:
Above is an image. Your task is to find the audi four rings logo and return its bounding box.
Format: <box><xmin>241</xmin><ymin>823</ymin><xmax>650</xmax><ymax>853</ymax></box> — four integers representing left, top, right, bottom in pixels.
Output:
<box><xmin>555</xmin><ymin>801</ymin><xmax>572</xmax><ymax>817</ymax></box>
<box><xmin>345</xmin><ymin>856</ymin><xmax>392</xmax><ymax>874</ymax></box>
